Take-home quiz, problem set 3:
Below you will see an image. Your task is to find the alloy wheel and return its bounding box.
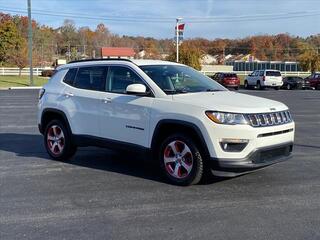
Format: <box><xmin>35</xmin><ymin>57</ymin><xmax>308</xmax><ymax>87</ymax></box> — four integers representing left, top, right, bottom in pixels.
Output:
<box><xmin>47</xmin><ymin>125</ymin><xmax>65</xmax><ymax>156</ymax></box>
<box><xmin>163</xmin><ymin>140</ymin><xmax>193</xmax><ymax>179</ymax></box>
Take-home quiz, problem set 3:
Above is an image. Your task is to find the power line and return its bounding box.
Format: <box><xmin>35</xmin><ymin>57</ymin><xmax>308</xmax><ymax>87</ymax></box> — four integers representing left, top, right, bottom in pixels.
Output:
<box><xmin>1</xmin><ymin>6</ymin><xmax>320</xmax><ymax>23</ymax></box>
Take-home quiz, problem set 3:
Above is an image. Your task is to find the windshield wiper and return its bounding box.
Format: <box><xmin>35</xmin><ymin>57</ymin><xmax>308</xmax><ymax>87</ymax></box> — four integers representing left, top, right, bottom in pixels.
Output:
<box><xmin>205</xmin><ymin>89</ymin><xmax>224</xmax><ymax>92</ymax></box>
<box><xmin>163</xmin><ymin>89</ymin><xmax>189</xmax><ymax>94</ymax></box>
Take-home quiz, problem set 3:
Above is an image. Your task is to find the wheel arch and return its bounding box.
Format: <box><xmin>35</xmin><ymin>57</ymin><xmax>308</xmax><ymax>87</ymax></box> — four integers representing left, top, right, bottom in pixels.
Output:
<box><xmin>40</xmin><ymin>108</ymin><xmax>72</xmax><ymax>135</ymax></box>
<box><xmin>151</xmin><ymin>119</ymin><xmax>210</xmax><ymax>158</ymax></box>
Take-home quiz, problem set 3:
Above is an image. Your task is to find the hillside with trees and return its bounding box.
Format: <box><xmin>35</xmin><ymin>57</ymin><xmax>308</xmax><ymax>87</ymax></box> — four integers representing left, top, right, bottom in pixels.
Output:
<box><xmin>1</xmin><ymin>12</ymin><xmax>320</xmax><ymax>71</ymax></box>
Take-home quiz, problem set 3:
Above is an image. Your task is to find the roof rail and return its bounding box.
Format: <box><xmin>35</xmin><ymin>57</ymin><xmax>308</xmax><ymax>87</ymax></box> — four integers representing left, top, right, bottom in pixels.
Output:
<box><xmin>68</xmin><ymin>58</ymin><xmax>133</xmax><ymax>64</ymax></box>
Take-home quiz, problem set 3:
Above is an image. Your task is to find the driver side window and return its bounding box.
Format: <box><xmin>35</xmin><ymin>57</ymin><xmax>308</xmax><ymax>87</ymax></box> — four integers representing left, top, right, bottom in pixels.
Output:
<box><xmin>106</xmin><ymin>66</ymin><xmax>145</xmax><ymax>94</ymax></box>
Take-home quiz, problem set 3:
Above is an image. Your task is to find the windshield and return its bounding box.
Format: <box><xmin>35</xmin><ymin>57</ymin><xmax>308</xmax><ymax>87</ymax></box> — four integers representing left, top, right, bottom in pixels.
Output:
<box><xmin>140</xmin><ymin>65</ymin><xmax>227</xmax><ymax>94</ymax></box>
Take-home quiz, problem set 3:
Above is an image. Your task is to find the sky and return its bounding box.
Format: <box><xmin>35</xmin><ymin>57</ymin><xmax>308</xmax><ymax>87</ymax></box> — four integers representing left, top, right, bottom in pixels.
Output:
<box><xmin>0</xmin><ymin>0</ymin><xmax>320</xmax><ymax>39</ymax></box>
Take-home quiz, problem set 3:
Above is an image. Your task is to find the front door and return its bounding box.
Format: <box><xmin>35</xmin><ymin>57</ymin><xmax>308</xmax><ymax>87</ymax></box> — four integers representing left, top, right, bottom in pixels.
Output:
<box><xmin>99</xmin><ymin>65</ymin><xmax>153</xmax><ymax>148</ymax></box>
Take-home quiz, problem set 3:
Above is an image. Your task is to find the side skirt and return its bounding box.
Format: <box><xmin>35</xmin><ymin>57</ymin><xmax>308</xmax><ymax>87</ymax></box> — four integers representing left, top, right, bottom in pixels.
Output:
<box><xmin>72</xmin><ymin>134</ymin><xmax>152</xmax><ymax>158</ymax></box>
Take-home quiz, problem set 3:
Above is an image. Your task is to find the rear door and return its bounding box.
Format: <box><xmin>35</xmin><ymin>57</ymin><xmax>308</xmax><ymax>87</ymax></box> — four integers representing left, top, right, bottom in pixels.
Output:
<box><xmin>99</xmin><ymin>65</ymin><xmax>153</xmax><ymax>147</ymax></box>
<box><xmin>61</xmin><ymin>66</ymin><xmax>107</xmax><ymax>136</ymax></box>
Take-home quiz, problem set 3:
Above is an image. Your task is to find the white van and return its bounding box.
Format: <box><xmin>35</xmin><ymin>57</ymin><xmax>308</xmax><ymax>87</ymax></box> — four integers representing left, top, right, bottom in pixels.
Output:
<box><xmin>244</xmin><ymin>70</ymin><xmax>283</xmax><ymax>90</ymax></box>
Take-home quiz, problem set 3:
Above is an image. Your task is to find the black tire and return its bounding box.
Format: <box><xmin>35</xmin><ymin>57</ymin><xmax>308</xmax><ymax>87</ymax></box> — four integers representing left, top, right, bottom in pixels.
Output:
<box><xmin>44</xmin><ymin>119</ymin><xmax>77</xmax><ymax>161</ymax></box>
<box><xmin>234</xmin><ymin>86</ymin><xmax>239</xmax><ymax>90</ymax></box>
<box><xmin>244</xmin><ymin>80</ymin><xmax>249</xmax><ymax>89</ymax></box>
<box><xmin>159</xmin><ymin>133</ymin><xmax>204</xmax><ymax>186</ymax></box>
<box><xmin>256</xmin><ymin>81</ymin><xmax>263</xmax><ymax>90</ymax></box>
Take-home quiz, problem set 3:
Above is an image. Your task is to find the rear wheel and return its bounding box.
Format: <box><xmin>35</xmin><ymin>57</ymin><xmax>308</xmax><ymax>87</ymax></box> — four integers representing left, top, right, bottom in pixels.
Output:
<box><xmin>159</xmin><ymin>134</ymin><xmax>204</xmax><ymax>186</ymax></box>
<box><xmin>44</xmin><ymin>119</ymin><xmax>77</xmax><ymax>161</ymax></box>
<box><xmin>256</xmin><ymin>81</ymin><xmax>263</xmax><ymax>90</ymax></box>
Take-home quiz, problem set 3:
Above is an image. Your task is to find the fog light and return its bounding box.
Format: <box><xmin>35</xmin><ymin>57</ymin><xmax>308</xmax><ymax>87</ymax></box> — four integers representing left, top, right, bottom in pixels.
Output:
<box><xmin>220</xmin><ymin>138</ymin><xmax>249</xmax><ymax>152</ymax></box>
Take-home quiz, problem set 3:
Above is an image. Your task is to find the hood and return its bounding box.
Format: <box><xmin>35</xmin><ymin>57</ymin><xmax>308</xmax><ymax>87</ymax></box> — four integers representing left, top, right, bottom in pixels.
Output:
<box><xmin>172</xmin><ymin>91</ymin><xmax>288</xmax><ymax>113</ymax></box>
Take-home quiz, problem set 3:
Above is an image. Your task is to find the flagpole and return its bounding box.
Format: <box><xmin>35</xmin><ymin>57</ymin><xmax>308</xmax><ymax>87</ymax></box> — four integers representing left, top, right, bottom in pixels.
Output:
<box><xmin>27</xmin><ymin>0</ymin><xmax>33</xmax><ymax>86</ymax></box>
<box><xmin>176</xmin><ymin>17</ymin><xmax>182</xmax><ymax>62</ymax></box>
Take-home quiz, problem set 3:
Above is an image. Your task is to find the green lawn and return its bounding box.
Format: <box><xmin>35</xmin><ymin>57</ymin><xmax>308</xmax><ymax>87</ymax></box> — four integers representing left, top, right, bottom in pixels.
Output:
<box><xmin>0</xmin><ymin>76</ymin><xmax>49</xmax><ymax>88</ymax></box>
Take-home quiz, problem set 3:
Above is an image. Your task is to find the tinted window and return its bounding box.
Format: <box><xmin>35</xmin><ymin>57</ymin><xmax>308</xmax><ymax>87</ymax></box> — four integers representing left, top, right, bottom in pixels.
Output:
<box><xmin>107</xmin><ymin>66</ymin><xmax>144</xmax><ymax>93</ymax></box>
<box><xmin>63</xmin><ymin>68</ymin><xmax>78</xmax><ymax>85</ymax></box>
<box><xmin>266</xmin><ymin>71</ymin><xmax>281</xmax><ymax>76</ymax></box>
<box><xmin>74</xmin><ymin>66</ymin><xmax>106</xmax><ymax>91</ymax></box>
<box><xmin>224</xmin><ymin>73</ymin><xmax>237</xmax><ymax>78</ymax></box>
<box><xmin>259</xmin><ymin>71</ymin><xmax>264</xmax><ymax>76</ymax></box>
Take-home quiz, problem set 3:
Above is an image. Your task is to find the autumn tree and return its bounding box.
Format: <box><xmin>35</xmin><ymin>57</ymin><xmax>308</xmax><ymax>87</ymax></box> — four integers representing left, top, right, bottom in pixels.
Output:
<box><xmin>298</xmin><ymin>50</ymin><xmax>320</xmax><ymax>72</ymax></box>
<box><xmin>0</xmin><ymin>19</ymin><xmax>22</xmax><ymax>65</ymax></box>
<box><xmin>167</xmin><ymin>42</ymin><xmax>203</xmax><ymax>70</ymax></box>
<box><xmin>8</xmin><ymin>39</ymin><xmax>28</xmax><ymax>77</ymax></box>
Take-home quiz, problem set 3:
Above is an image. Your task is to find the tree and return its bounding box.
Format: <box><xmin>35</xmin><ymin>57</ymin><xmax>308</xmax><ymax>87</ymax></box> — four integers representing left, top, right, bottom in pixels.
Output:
<box><xmin>298</xmin><ymin>50</ymin><xmax>320</xmax><ymax>72</ymax></box>
<box><xmin>0</xmin><ymin>20</ymin><xmax>22</xmax><ymax>65</ymax></box>
<box><xmin>167</xmin><ymin>42</ymin><xmax>203</xmax><ymax>70</ymax></box>
<box><xmin>8</xmin><ymin>39</ymin><xmax>29</xmax><ymax>77</ymax></box>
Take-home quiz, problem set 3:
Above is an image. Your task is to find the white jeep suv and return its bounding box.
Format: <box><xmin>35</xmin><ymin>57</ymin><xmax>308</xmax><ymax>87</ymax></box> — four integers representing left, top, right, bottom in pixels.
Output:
<box><xmin>244</xmin><ymin>69</ymin><xmax>283</xmax><ymax>90</ymax></box>
<box><xmin>38</xmin><ymin>59</ymin><xmax>294</xmax><ymax>185</ymax></box>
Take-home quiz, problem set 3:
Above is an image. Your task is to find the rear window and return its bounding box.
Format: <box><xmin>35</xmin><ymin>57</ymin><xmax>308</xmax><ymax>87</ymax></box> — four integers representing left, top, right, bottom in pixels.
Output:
<box><xmin>63</xmin><ymin>68</ymin><xmax>78</xmax><ymax>85</ymax></box>
<box><xmin>266</xmin><ymin>71</ymin><xmax>281</xmax><ymax>77</ymax></box>
<box><xmin>224</xmin><ymin>73</ymin><xmax>237</xmax><ymax>78</ymax></box>
<box><xmin>73</xmin><ymin>66</ymin><xmax>106</xmax><ymax>91</ymax></box>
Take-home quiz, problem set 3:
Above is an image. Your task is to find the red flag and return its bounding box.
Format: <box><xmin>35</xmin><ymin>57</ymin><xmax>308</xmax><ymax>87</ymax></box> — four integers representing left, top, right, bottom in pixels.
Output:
<box><xmin>175</xmin><ymin>23</ymin><xmax>185</xmax><ymax>31</ymax></box>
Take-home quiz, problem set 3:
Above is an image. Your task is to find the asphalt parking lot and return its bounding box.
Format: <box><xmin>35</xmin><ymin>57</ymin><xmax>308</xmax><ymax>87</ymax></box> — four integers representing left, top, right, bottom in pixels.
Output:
<box><xmin>1</xmin><ymin>89</ymin><xmax>320</xmax><ymax>240</ymax></box>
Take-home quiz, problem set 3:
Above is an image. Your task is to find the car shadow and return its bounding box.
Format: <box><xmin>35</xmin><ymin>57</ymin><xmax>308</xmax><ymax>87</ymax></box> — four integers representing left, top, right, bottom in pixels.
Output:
<box><xmin>0</xmin><ymin>133</ymin><xmax>227</xmax><ymax>185</ymax></box>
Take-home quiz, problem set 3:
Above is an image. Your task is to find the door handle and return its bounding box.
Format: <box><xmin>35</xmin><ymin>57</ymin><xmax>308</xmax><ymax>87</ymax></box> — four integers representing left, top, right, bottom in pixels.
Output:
<box><xmin>64</xmin><ymin>92</ymin><xmax>74</xmax><ymax>98</ymax></box>
<box><xmin>101</xmin><ymin>97</ymin><xmax>112</xmax><ymax>104</ymax></box>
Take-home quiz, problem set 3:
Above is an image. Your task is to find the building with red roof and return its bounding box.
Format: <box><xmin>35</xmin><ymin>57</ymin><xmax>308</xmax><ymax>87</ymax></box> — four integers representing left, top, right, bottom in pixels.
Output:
<box><xmin>101</xmin><ymin>47</ymin><xmax>135</xmax><ymax>59</ymax></box>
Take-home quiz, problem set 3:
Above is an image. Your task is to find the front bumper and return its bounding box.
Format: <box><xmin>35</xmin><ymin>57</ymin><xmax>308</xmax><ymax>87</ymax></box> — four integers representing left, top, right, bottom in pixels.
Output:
<box><xmin>210</xmin><ymin>142</ymin><xmax>293</xmax><ymax>177</ymax></box>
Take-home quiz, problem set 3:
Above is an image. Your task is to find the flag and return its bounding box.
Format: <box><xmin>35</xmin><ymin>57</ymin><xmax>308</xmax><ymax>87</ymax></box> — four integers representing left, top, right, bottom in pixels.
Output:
<box><xmin>175</xmin><ymin>23</ymin><xmax>185</xmax><ymax>31</ymax></box>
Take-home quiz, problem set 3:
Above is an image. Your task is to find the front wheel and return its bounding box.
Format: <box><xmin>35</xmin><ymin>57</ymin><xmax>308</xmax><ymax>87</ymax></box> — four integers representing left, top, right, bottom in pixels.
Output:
<box><xmin>244</xmin><ymin>80</ymin><xmax>249</xmax><ymax>89</ymax></box>
<box><xmin>44</xmin><ymin>119</ymin><xmax>77</xmax><ymax>161</ymax></box>
<box><xmin>159</xmin><ymin>134</ymin><xmax>204</xmax><ymax>186</ymax></box>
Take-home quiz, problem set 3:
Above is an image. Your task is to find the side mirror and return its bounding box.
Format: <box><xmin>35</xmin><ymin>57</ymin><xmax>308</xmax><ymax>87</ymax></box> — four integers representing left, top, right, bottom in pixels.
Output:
<box><xmin>126</xmin><ymin>83</ymin><xmax>147</xmax><ymax>95</ymax></box>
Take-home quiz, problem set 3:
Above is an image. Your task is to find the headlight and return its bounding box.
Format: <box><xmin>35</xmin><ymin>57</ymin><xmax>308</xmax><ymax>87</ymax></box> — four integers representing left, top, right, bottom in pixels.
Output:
<box><xmin>205</xmin><ymin>111</ymin><xmax>248</xmax><ymax>125</ymax></box>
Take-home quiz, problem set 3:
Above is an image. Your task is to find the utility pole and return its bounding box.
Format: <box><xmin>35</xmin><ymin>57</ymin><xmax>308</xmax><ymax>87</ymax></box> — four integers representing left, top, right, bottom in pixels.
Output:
<box><xmin>27</xmin><ymin>0</ymin><xmax>33</xmax><ymax>86</ymax></box>
<box><xmin>176</xmin><ymin>17</ymin><xmax>182</xmax><ymax>62</ymax></box>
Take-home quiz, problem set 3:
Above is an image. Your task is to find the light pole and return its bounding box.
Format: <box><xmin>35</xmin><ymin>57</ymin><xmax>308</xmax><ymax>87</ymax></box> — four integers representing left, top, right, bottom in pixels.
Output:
<box><xmin>27</xmin><ymin>0</ymin><xmax>33</xmax><ymax>86</ymax></box>
<box><xmin>176</xmin><ymin>17</ymin><xmax>182</xmax><ymax>62</ymax></box>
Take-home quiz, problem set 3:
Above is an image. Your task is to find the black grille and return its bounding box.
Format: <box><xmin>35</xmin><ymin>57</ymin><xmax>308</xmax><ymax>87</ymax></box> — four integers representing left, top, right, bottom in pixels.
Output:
<box><xmin>245</xmin><ymin>110</ymin><xmax>292</xmax><ymax>127</ymax></box>
<box><xmin>253</xmin><ymin>144</ymin><xmax>293</xmax><ymax>164</ymax></box>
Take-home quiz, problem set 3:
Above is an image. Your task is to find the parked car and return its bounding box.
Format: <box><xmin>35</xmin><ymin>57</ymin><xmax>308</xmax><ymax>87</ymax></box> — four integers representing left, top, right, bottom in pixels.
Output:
<box><xmin>211</xmin><ymin>72</ymin><xmax>240</xmax><ymax>90</ymax></box>
<box><xmin>304</xmin><ymin>73</ymin><xmax>320</xmax><ymax>90</ymax></box>
<box><xmin>244</xmin><ymin>70</ymin><xmax>283</xmax><ymax>90</ymax></box>
<box><xmin>38</xmin><ymin>59</ymin><xmax>294</xmax><ymax>186</ymax></box>
<box><xmin>282</xmin><ymin>76</ymin><xmax>312</xmax><ymax>90</ymax></box>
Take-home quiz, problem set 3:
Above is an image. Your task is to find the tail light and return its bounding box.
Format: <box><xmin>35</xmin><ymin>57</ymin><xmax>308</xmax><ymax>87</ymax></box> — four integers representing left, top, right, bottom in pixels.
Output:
<box><xmin>39</xmin><ymin>88</ymin><xmax>45</xmax><ymax>99</ymax></box>
<box><xmin>262</xmin><ymin>76</ymin><xmax>266</xmax><ymax>81</ymax></box>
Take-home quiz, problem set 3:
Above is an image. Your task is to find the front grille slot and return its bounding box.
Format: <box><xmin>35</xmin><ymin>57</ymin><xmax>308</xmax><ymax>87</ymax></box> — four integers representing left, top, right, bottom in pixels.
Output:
<box><xmin>245</xmin><ymin>110</ymin><xmax>292</xmax><ymax>127</ymax></box>
<box><xmin>257</xmin><ymin>128</ymin><xmax>294</xmax><ymax>138</ymax></box>
<box><xmin>253</xmin><ymin>144</ymin><xmax>293</xmax><ymax>164</ymax></box>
